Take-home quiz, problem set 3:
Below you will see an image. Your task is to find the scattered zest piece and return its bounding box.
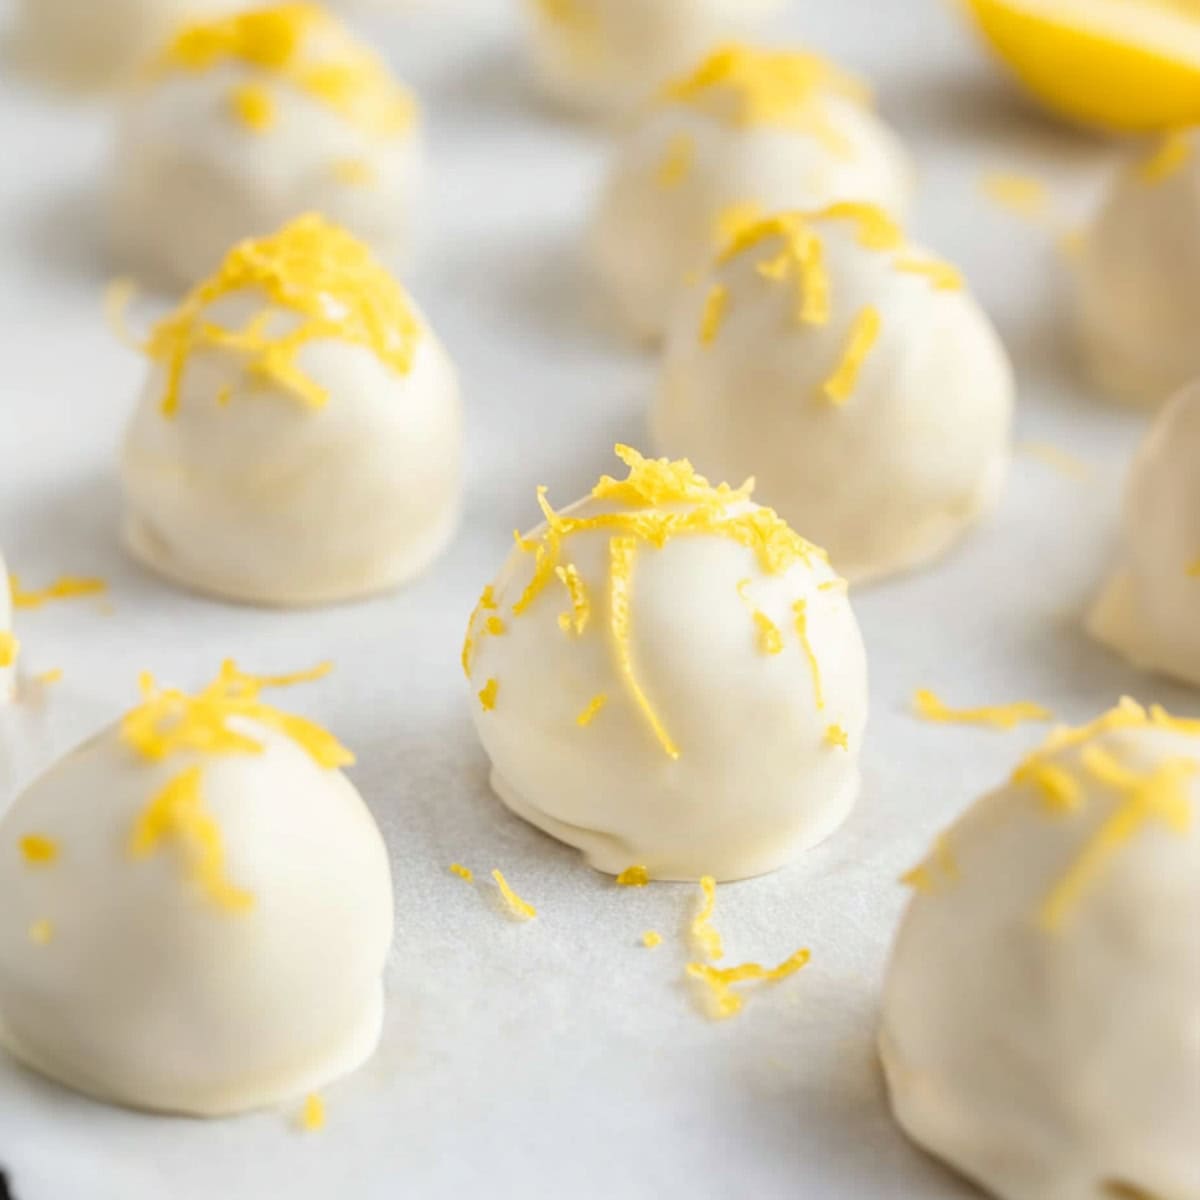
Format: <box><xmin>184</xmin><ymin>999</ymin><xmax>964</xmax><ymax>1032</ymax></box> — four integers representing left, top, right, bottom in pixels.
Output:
<box><xmin>657</xmin><ymin>133</ymin><xmax>694</xmax><ymax>188</ymax></box>
<box><xmin>825</xmin><ymin>724</ymin><xmax>849</xmax><ymax>750</ymax></box>
<box><xmin>981</xmin><ymin>172</ymin><xmax>1049</xmax><ymax>218</ymax></box>
<box><xmin>492</xmin><ymin>869</ymin><xmax>537</xmax><ymax>921</ymax></box>
<box><xmin>616</xmin><ymin>865</ymin><xmax>649</xmax><ymax>887</ymax></box>
<box><xmin>478</xmin><ymin>679</ymin><xmax>499</xmax><ymax>712</ymax></box>
<box><xmin>699</xmin><ymin>284</ymin><xmax>728</xmax><ymax>346</ymax></box>
<box><xmin>913</xmin><ymin>688</ymin><xmax>1052</xmax><ymax>730</ymax></box>
<box><xmin>27</xmin><ymin>919</ymin><xmax>53</xmax><ymax>946</ymax></box>
<box><xmin>691</xmin><ymin>875</ymin><xmax>724</xmax><ymax>961</ymax></box>
<box><xmin>822</xmin><ymin>306</ymin><xmax>881</xmax><ymax>405</ymax></box>
<box><xmin>10</xmin><ymin>574</ymin><xmax>107</xmax><ymax>610</ymax></box>
<box><xmin>34</xmin><ymin>668</ymin><xmax>63</xmax><ymax>686</ymax></box>
<box><xmin>19</xmin><ymin>835</ymin><xmax>58</xmax><ymax>867</ymax></box>
<box><xmin>577</xmin><ymin>693</ymin><xmax>607</xmax><ymax>727</ymax></box>
<box><xmin>299</xmin><ymin>1093</ymin><xmax>325</xmax><ymax>1133</ymax></box>
<box><xmin>642</xmin><ymin>930</ymin><xmax>663</xmax><ymax>948</ymax></box>
<box><xmin>0</xmin><ymin>633</ymin><xmax>19</xmax><ymax>669</ymax></box>
<box><xmin>449</xmin><ymin>863</ymin><xmax>474</xmax><ymax>883</ymax></box>
<box><xmin>686</xmin><ymin>948</ymin><xmax>811</xmax><ymax>1020</ymax></box>
<box><xmin>229</xmin><ymin>82</ymin><xmax>276</xmax><ymax>132</ymax></box>
<box><xmin>901</xmin><ymin>834</ymin><xmax>959</xmax><ymax>894</ymax></box>
<box><xmin>793</xmin><ymin>600</ymin><xmax>825</xmax><ymax>710</ymax></box>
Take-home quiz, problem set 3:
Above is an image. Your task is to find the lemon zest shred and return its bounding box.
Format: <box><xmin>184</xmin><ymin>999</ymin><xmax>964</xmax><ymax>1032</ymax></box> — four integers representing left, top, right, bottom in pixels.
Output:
<box><xmin>555</xmin><ymin>564</ymin><xmax>591</xmax><ymax>635</ymax></box>
<box><xmin>478</xmin><ymin>679</ymin><xmax>499</xmax><ymax>712</ymax></box>
<box><xmin>129</xmin><ymin>766</ymin><xmax>255</xmax><ymax>913</ymax></box>
<box><xmin>104</xmin><ymin>276</ymin><xmax>143</xmax><ymax>350</ymax></box>
<box><xmin>331</xmin><ymin>157</ymin><xmax>376</xmax><ymax>187</ymax></box>
<box><xmin>825</xmin><ymin>723</ymin><xmax>849</xmax><ymax>750</ymax></box>
<box><xmin>699</xmin><ymin>284</ymin><xmax>729</xmax><ymax>346</ymax></box>
<box><xmin>691</xmin><ymin>875</ymin><xmax>725</xmax><ymax>962</ymax></box>
<box><xmin>686</xmin><ymin>947</ymin><xmax>811</xmax><ymax>1020</ymax></box>
<box><xmin>461</xmin><ymin>585</ymin><xmax>498</xmax><ymax>679</ymax></box>
<box><xmin>0</xmin><ymin>632</ymin><xmax>19</xmax><ymax>670</ymax></box>
<box><xmin>893</xmin><ymin>257</ymin><xmax>964</xmax><ymax>290</ymax></box>
<box><xmin>1012</xmin><ymin>758</ymin><xmax>1083</xmax><ymax>812</ymax></box>
<box><xmin>10</xmin><ymin>574</ymin><xmax>107</xmax><ymax>609</ymax></box>
<box><xmin>492</xmin><ymin>869</ymin><xmax>537</xmax><ymax>920</ymax></box>
<box><xmin>229</xmin><ymin>82</ymin><xmax>276</xmax><ymax>131</ymax></box>
<box><xmin>811</xmin><ymin>201</ymin><xmax>903</xmax><ymax>250</ymax></box>
<box><xmin>1139</xmin><ymin>130</ymin><xmax>1192</xmax><ymax>184</ymax></box>
<box><xmin>19</xmin><ymin>836</ymin><xmax>58</xmax><ymax>866</ymax></box>
<box><xmin>616</xmin><ymin>864</ymin><xmax>649</xmax><ymax>887</ymax></box>
<box><xmin>28</xmin><ymin>919</ymin><xmax>53</xmax><ymax>946</ymax></box>
<box><xmin>900</xmin><ymin>834</ymin><xmax>959</xmax><ymax>894</ymax></box>
<box><xmin>793</xmin><ymin>599</ymin><xmax>825</xmax><ymax>711</ymax></box>
<box><xmin>577</xmin><ymin>693</ymin><xmax>608</xmax><ymax>727</ymax></box>
<box><xmin>642</xmin><ymin>930</ymin><xmax>663</xmax><ymax>948</ymax></box>
<box><xmin>736</xmin><ymin>579</ymin><xmax>784</xmax><ymax>655</ymax></box>
<box><xmin>657</xmin><ymin>133</ymin><xmax>695</xmax><ymax>188</ymax></box>
<box><xmin>143</xmin><ymin>214</ymin><xmax>422</xmax><ymax>418</ymax></box>
<box><xmin>299</xmin><ymin>1093</ymin><xmax>325</xmax><ymax>1133</ymax></box>
<box><xmin>822</xmin><ymin>305</ymin><xmax>881</xmax><ymax>405</ymax></box>
<box><xmin>913</xmin><ymin>688</ymin><xmax>1053</xmax><ymax>730</ymax></box>
<box><xmin>449</xmin><ymin>862</ymin><xmax>474</xmax><ymax>882</ymax></box>
<box><xmin>981</xmin><ymin>172</ymin><xmax>1049</xmax><ymax>217</ymax></box>
<box><xmin>719</xmin><ymin>212</ymin><xmax>830</xmax><ymax>326</ymax></box>
<box><xmin>34</xmin><ymin>668</ymin><xmax>63</xmax><ymax>686</ymax></box>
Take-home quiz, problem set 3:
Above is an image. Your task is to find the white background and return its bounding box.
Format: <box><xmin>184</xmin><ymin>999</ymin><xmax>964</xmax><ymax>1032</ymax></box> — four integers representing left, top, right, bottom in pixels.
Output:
<box><xmin>0</xmin><ymin>1</ymin><xmax>1188</xmax><ymax>1196</ymax></box>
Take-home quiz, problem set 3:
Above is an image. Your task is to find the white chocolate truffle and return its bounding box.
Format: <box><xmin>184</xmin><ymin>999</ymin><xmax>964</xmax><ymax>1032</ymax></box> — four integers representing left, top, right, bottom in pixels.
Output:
<box><xmin>880</xmin><ymin>699</ymin><xmax>1200</xmax><ymax>1200</ymax></box>
<box><xmin>655</xmin><ymin>205</ymin><xmax>1014</xmax><ymax>583</ymax></box>
<box><xmin>522</xmin><ymin>0</ymin><xmax>783</xmax><ymax>119</ymax></box>
<box><xmin>9</xmin><ymin>0</ymin><xmax>245</xmax><ymax>91</ymax></box>
<box><xmin>0</xmin><ymin>662</ymin><xmax>393</xmax><ymax>1117</ymax></box>
<box><xmin>464</xmin><ymin>446</ymin><xmax>869</xmax><ymax>882</ymax></box>
<box><xmin>1088</xmin><ymin>380</ymin><xmax>1200</xmax><ymax>686</ymax></box>
<box><xmin>589</xmin><ymin>43</ymin><xmax>912</xmax><ymax>343</ymax></box>
<box><xmin>109</xmin><ymin>3</ymin><xmax>424</xmax><ymax>288</ymax></box>
<box><xmin>120</xmin><ymin>214</ymin><xmax>461</xmax><ymax>608</ymax></box>
<box><xmin>1077</xmin><ymin>130</ymin><xmax>1200</xmax><ymax>406</ymax></box>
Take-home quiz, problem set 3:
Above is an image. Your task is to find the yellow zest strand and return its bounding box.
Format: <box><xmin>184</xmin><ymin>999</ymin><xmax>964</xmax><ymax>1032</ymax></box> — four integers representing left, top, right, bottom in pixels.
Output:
<box><xmin>981</xmin><ymin>172</ymin><xmax>1049</xmax><ymax>218</ymax></box>
<box><xmin>616</xmin><ymin>865</ymin><xmax>649</xmax><ymax>887</ymax></box>
<box><xmin>811</xmin><ymin>201</ymin><xmax>903</xmax><ymax>250</ymax></box>
<box><xmin>478</xmin><ymin>679</ymin><xmax>499</xmax><ymax>712</ymax></box>
<box><xmin>661</xmin><ymin>43</ymin><xmax>868</xmax><ymax>140</ymax></box>
<box><xmin>10</xmin><ymin>574</ymin><xmax>107</xmax><ymax>609</ymax></box>
<box><xmin>34</xmin><ymin>668</ymin><xmax>63</xmax><ymax>686</ymax></box>
<box><xmin>719</xmin><ymin>212</ymin><xmax>830</xmax><ymax>327</ymax></box>
<box><xmin>736</xmin><ymin>580</ymin><xmax>784</xmax><ymax>655</ymax></box>
<box><xmin>299</xmin><ymin>1094</ymin><xmax>326</xmax><ymax>1133</ymax></box>
<box><xmin>900</xmin><ymin>834</ymin><xmax>959</xmax><ymax>895</ymax></box>
<box><xmin>104</xmin><ymin>276</ymin><xmax>143</xmax><ymax>350</ymax></box>
<box><xmin>822</xmin><ymin>306</ymin><xmax>881</xmax><ymax>405</ymax></box>
<box><xmin>715</xmin><ymin>200</ymin><xmax>764</xmax><ymax>247</ymax></box>
<box><xmin>609</xmin><ymin>537</ymin><xmax>680</xmax><ymax>759</ymax></box>
<box><xmin>657</xmin><ymin>133</ymin><xmax>695</xmax><ymax>188</ymax></box>
<box><xmin>461</xmin><ymin>585</ymin><xmax>498</xmax><ymax>678</ymax></box>
<box><xmin>1040</xmin><ymin>748</ymin><xmax>1196</xmax><ymax>931</ymax></box>
<box><xmin>686</xmin><ymin>948</ymin><xmax>811</xmax><ymax>1020</ymax></box>
<box><xmin>0</xmin><ymin>633</ymin><xmax>19</xmax><ymax>669</ymax></box>
<box><xmin>825</xmin><ymin>724</ymin><xmax>849</xmax><ymax>750</ymax></box>
<box><xmin>159</xmin><ymin>4</ymin><xmax>415</xmax><ymax>138</ymax></box>
<box><xmin>332</xmin><ymin>157</ymin><xmax>376</xmax><ymax>186</ymax></box>
<box><xmin>229</xmin><ymin>82</ymin><xmax>275</xmax><ymax>131</ymax></box>
<box><xmin>913</xmin><ymin>688</ymin><xmax>1052</xmax><ymax>730</ymax></box>
<box><xmin>893</xmin><ymin>257</ymin><xmax>963</xmax><ymax>290</ymax></box>
<box><xmin>19</xmin><ymin>836</ymin><xmax>59</xmax><ymax>866</ymax></box>
<box><xmin>449</xmin><ymin>863</ymin><xmax>474</xmax><ymax>882</ymax></box>
<box><xmin>691</xmin><ymin>875</ymin><xmax>724</xmax><ymax>962</ymax></box>
<box><xmin>121</xmin><ymin>660</ymin><xmax>352</xmax><ymax>769</ymax></box>
<box><xmin>1018</xmin><ymin>441</ymin><xmax>1092</xmax><ymax>482</ymax></box>
<box><xmin>129</xmin><ymin>766</ymin><xmax>255</xmax><ymax>913</ymax></box>
<box><xmin>1140</xmin><ymin>130</ymin><xmax>1192</xmax><ymax>184</ymax></box>
<box><xmin>577</xmin><ymin>693</ymin><xmax>608</xmax><ymax>727</ymax></box>
<box><xmin>144</xmin><ymin>214</ymin><xmax>422</xmax><ymax>417</ymax></box>
<box><xmin>793</xmin><ymin>599</ymin><xmax>825</xmax><ymax>711</ymax></box>
<box><xmin>642</xmin><ymin>930</ymin><xmax>663</xmax><ymax>948</ymax></box>
<box><xmin>699</xmin><ymin>284</ymin><xmax>729</xmax><ymax>346</ymax></box>
<box><xmin>555</xmin><ymin>565</ymin><xmax>591</xmax><ymax>635</ymax></box>
<box><xmin>1012</xmin><ymin>759</ymin><xmax>1083</xmax><ymax>813</ymax></box>
<box><xmin>28</xmin><ymin>920</ymin><xmax>53</xmax><ymax>946</ymax></box>
<box><xmin>492</xmin><ymin>869</ymin><xmax>537</xmax><ymax>920</ymax></box>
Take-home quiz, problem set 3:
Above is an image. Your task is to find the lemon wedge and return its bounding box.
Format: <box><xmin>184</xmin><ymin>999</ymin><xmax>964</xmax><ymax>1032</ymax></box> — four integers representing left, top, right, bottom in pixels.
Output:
<box><xmin>962</xmin><ymin>0</ymin><xmax>1200</xmax><ymax>132</ymax></box>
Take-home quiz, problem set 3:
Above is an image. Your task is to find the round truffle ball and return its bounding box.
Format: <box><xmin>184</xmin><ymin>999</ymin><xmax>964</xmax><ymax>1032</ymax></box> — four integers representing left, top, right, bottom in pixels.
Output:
<box><xmin>522</xmin><ymin>0</ymin><xmax>783</xmax><ymax>119</ymax></box>
<box><xmin>0</xmin><ymin>663</ymin><xmax>393</xmax><ymax>1117</ymax></box>
<box><xmin>589</xmin><ymin>43</ymin><xmax>912</xmax><ymax>343</ymax></box>
<box><xmin>10</xmin><ymin>0</ymin><xmax>243</xmax><ymax>91</ymax></box>
<box><xmin>120</xmin><ymin>214</ymin><xmax>461</xmax><ymax>607</ymax></box>
<box><xmin>654</xmin><ymin>205</ymin><xmax>1014</xmax><ymax>582</ymax></box>
<box><xmin>880</xmin><ymin>699</ymin><xmax>1200</xmax><ymax>1200</ymax></box>
<box><xmin>109</xmin><ymin>3</ymin><xmax>425</xmax><ymax>287</ymax></box>
<box><xmin>1088</xmin><ymin>379</ymin><xmax>1200</xmax><ymax>686</ymax></box>
<box><xmin>464</xmin><ymin>445</ymin><xmax>869</xmax><ymax>882</ymax></box>
<box><xmin>1077</xmin><ymin>129</ymin><xmax>1200</xmax><ymax>405</ymax></box>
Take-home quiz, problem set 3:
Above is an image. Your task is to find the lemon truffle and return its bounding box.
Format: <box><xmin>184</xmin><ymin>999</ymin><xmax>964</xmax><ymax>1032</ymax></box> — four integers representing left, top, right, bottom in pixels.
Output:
<box><xmin>0</xmin><ymin>662</ymin><xmax>393</xmax><ymax>1117</ymax></box>
<box><xmin>109</xmin><ymin>3</ymin><xmax>424</xmax><ymax>287</ymax></box>
<box><xmin>1077</xmin><ymin>129</ymin><xmax>1200</xmax><ymax>405</ymax></box>
<box><xmin>655</xmin><ymin>205</ymin><xmax>1014</xmax><ymax>582</ymax></box>
<box><xmin>1088</xmin><ymin>379</ymin><xmax>1200</xmax><ymax>685</ymax></box>
<box><xmin>522</xmin><ymin>0</ymin><xmax>784</xmax><ymax>118</ymax></box>
<box><xmin>120</xmin><ymin>214</ymin><xmax>462</xmax><ymax>607</ymax></box>
<box><xmin>589</xmin><ymin>43</ymin><xmax>912</xmax><ymax>343</ymax></box>
<box><xmin>10</xmin><ymin>0</ymin><xmax>244</xmax><ymax>91</ymax></box>
<box><xmin>881</xmin><ymin>699</ymin><xmax>1200</xmax><ymax>1200</ymax></box>
<box><xmin>464</xmin><ymin>445</ymin><xmax>869</xmax><ymax>882</ymax></box>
